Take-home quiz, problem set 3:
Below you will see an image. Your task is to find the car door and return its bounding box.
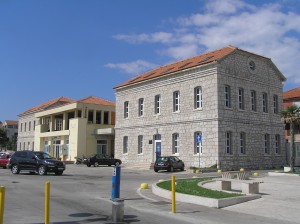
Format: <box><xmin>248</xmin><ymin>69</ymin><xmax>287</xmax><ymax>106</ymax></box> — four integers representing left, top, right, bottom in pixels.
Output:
<box><xmin>26</xmin><ymin>151</ymin><xmax>38</xmax><ymax>170</ymax></box>
<box><xmin>16</xmin><ymin>151</ymin><xmax>30</xmax><ymax>169</ymax></box>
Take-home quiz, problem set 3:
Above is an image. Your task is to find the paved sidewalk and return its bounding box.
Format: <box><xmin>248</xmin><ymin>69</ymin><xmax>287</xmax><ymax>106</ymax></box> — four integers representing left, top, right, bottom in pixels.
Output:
<box><xmin>128</xmin><ymin>173</ymin><xmax>300</xmax><ymax>224</ymax></box>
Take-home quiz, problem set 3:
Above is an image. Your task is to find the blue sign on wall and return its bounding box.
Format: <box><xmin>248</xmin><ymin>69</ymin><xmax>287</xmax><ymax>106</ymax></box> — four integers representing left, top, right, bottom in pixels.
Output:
<box><xmin>196</xmin><ymin>134</ymin><xmax>202</xmax><ymax>144</ymax></box>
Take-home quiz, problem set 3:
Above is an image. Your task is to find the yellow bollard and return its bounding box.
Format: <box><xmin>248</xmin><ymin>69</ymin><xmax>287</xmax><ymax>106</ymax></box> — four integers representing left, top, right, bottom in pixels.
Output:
<box><xmin>217</xmin><ymin>169</ymin><xmax>222</xmax><ymax>173</ymax></box>
<box><xmin>140</xmin><ymin>183</ymin><xmax>149</xmax><ymax>189</ymax></box>
<box><xmin>171</xmin><ymin>176</ymin><xmax>176</xmax><ymax>213</ymax></box>
<box><xmin>240</xmin><ymin>168</ymin><xmax>245</xmax><ymax>172</ymax></box>
<box><xmin>0</xmin><ymin>186</ymin><xmax>5</xmax><ymax>224</ymax></box>
<box><xmin>45</xmin><ymin>181</ymin><xmax>50</xmax><ymax>224</ymax></box>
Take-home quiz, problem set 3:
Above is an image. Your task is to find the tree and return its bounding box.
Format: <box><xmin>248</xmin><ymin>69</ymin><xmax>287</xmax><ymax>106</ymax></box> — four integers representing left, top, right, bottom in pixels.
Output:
<box><xmin>281</xmin><ymin>105</ymin><xmax>300</xmax><ymax>172</ymax></box>
<box><xmin>0</xmin><ymin>128</ymin><xmax>9</xmax><ymax>151</ymax></box>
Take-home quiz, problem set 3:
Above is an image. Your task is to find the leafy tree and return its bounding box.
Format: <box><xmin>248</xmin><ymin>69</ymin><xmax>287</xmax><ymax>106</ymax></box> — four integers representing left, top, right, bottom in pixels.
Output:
<box><xmin>281</xmin><ymin>105</ymin><xmax>300</xmax><ymax>172</ymax></box>
<box><xmin>0</xmin><ymin>128</ymin><xmax>9</xmax><ymax>151</ymax></box>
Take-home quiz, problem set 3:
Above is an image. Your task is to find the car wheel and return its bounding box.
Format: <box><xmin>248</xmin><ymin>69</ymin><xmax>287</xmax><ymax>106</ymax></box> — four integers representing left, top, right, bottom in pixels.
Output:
<box><xmin>169</xmin><ymin>166</ymin><xmax>174</xmax><ymax>172</ymax></box>
<box><xmin>38</xmin><ymin>165</ymin><xmax>47</xmax><ymax>175</ymax></box>
<box><xmin>55</xmin><ymin>171</ymin><xmax>63</xmax><ymax>175</ymax></box>
<box><xmin>154</xmin><ymin>169</ymin><xmax>158</xmax><ymax>172</ymax></box>
<box><xmin>87</xmin><ymin>163</ymin><xmax>91</xmax><ymax>167</ymax></box>
<box><xmin>115</xmin><ymin>161</ymin><xmax>120</xmax><ymax>166</ymax></box>
<box><xmin>94</xmin><ymin>162</ymin><xmax>99</xmax><ymax>167</ymax></box>
<box><xmin>11</xmin><ymin>164</ymin><xmax>20</xmax><ymax>174</ymax></box>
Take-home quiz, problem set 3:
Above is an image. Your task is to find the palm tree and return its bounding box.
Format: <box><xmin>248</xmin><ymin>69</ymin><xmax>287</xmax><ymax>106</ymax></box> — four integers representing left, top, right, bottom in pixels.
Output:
<box><xmin>281</xmin><ymin>105</ymin><xmax>300</xmax><ymax>172</ymax></box>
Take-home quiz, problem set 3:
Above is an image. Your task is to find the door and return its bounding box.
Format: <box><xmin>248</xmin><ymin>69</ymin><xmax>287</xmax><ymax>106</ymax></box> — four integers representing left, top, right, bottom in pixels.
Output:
<box><xmin>53</xmin><ymin>140</ymin><xmax>61</xmax><ymax>158</ymax></box>
<box><xmin>97</xmin><ymin>140</ymin><xmax>107</xmax><ymax>155</ymax></box>
<box><xmin>153</xmin><ymin>134</ymin><xmax>161</xmax><ymax>161</ymax></box>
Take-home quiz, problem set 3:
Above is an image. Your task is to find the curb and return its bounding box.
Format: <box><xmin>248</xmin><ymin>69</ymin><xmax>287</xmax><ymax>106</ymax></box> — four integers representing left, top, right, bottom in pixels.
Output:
<box><xmin>152</xmin><ymin>181</ymin><xmax>261</xmax><ymax>208</ymax></box>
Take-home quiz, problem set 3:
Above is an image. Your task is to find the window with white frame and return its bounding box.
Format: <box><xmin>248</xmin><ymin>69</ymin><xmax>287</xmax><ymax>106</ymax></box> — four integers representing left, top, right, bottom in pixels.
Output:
<box><xmin>138</xmin><ymin>98</ymin><xmax>144</xmax><ymax>117</ymax></box>
<box><xmin>20</xmin><ymin>123</ymin><xmax>23</xmax><ymax>132</ymax></box>
<box><xmin>240</xmin><ymin>132</ymin><xmax>246</xmax><ymax>154</ymax></box>
<box><xmin>154</xmin><ymin>95</ymin><xmax>161</xmax><ymax>114</ymax></box>
<box><xmin>124</xmin><ymin>101</ymin><xmax>129</xmax><ymax>118</ymax></box>
<box><xmin>194</xmin><ymin>132</ymin><xmax>203</xmax><ymax>154</ymax></box>
<box><xmin>238</xmin><ymin>88</ymin><xmax>245</xmax><ymax>110</ymax></box>
<box><xmin>194</xmin><ymin>86</ymin><xmax>203</xmax><ymax>109</ymax></box>
<box><xmin>225</xmin><ymin>131</ymin><xmax>232</xmax><ymax>154</ymax></box>
<box><xmin>138</xmin><ymin>135</ymin><xmax>143</xmax><ymax>154</ymax></box>
<box><xmin>224</xmin><ymin>85</ymin><xmax>231</xmax><ymax>108</ymax></box>
<box><xmin>251</xmin><ymin>90</ymin><xmax>257</xmax><ymax>111</ymax></box>
<box><xmin>262</xmin><ymin>93</ymin><xmax>268</xmax><ymax>113</ymax></box>
<box><xmin>172</xmin><ymin>133</ymin><xmax>179</xmax><ymax>154</ymax></box>
<box><xmin>173</xmin><ymin>91</ymin><xmax>180</xmax><ymax>112</ymax></box>
<box><xmin>273</xmin><ymin>94</ymin><xmax>278</xmax><ymax>114</ymax></box>
<box><xmin>29</xmin><ymin>121</ymin><xmax>31</xmax><ymax>131</ymax></box>
<box><xmin>264</xmin><ymin>134</ymin><xmax>270</xmax><ymax>154</ymax></box>
<box><xmin>123</xmin><ymin>136</ymin><xmax>128</xmax><ymax>154</ymax></box>
<box><xmin>275</xmin><ymin>134</ymin><xmax>281</xmax><ymax>154</ymax></box>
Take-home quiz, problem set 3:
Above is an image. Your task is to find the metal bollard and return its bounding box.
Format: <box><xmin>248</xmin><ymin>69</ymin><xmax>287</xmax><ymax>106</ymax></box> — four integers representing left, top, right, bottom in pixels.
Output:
<box><xmin>111</xmin><ymin>198</ymin><xmax>124</xmax><ymax>223</ymax></box>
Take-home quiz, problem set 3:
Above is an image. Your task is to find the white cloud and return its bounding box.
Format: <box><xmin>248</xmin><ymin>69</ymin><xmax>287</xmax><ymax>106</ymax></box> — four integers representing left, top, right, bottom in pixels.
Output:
<box><xmin>105</xmin><ymin>60</ymin><xmax>158</xmax><ymax>75</ymax></box>
<box><xmin>111</xmin><ymin>0</ymin><xmax>300</xmax><ymax>85</ymax></box>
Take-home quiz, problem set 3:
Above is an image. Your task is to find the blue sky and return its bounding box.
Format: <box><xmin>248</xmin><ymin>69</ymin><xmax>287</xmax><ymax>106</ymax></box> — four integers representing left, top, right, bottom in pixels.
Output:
<box><xmin>1</xmin><ymin>0</ymin><xmax>300</xmax><ymax>121</ymax></box>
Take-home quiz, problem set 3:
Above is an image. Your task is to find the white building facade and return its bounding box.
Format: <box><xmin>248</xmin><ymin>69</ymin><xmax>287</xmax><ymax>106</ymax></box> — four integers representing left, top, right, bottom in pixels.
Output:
<box><xmin>114</xmin><ymin>46</ymin><xmax>286</xmax><ymax>170</ymax></box>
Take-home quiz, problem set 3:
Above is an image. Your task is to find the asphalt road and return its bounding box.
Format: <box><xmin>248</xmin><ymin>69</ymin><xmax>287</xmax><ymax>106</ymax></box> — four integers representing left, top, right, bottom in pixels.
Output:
<box><xmin>0</xmin><ymin>164</ymin><xmax>202</xmax><ymax>224</ymax></box>
<box><xmin>0</xmin><ymin>165</ymin><xmax>299</xmax><ymax>224</ymax></box>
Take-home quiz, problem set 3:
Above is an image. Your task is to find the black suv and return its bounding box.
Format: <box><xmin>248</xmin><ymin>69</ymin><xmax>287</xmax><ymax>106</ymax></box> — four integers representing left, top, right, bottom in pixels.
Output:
<box><xmin>8</xmin><ymin>150</ymin><xmax>65</xmax><ymax>175</ymax></box>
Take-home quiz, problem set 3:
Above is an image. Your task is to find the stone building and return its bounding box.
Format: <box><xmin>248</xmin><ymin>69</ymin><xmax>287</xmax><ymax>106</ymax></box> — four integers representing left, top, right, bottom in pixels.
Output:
<box><xmin>114</xmin><ymin>46</ymin><xmax>286</xmax><ymax>170</ymax></box>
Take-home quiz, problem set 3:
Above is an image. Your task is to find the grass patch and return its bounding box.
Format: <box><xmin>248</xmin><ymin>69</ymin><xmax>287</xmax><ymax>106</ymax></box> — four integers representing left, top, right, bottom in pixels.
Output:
<box><xmin>287</xmin><ymin>171</ymin><xmax>300</xmax><ymax>174</ymax></box>
<box><xmin>157</xmin><ymin>177</ymin><xmax>241</xmax><ymax>199</ymax></box>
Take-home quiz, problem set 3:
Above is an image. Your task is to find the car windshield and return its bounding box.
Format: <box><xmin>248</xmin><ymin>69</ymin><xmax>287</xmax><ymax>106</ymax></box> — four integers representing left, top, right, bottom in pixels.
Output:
<box><xmin>157</xmin><ymin>157</ymin><xmax>169</xmax><ymax>162</ymax></box>
<box><xmin>0</xmin><ymin>154</ymin><xmax>5</xmax><ymax>159</ymax></box>
<box><xmin>34</xmin><ymin>152</ymin><xmax>53</xmax><ymax>159</ymax></box>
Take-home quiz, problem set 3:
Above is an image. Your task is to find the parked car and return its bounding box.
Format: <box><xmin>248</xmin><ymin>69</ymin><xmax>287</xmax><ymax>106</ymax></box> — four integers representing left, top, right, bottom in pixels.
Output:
<box><xmin>84</xmin><ymin>154</ymin><xmax>122</xmax><ymax>167</ymax></box>
<box><xmin>8</xmin><ymin>150</ymin><xmax>66</xmax><ymax>175</ymax></box>
<box><xmin>154</xmin><ymin>156</ymin><xmax>185</xmax><ymax>172</ymax></box>
<box><xmin>0</xmin><ymin>153</ymin><xmax>13</xmax><ymax>169</ymax></box>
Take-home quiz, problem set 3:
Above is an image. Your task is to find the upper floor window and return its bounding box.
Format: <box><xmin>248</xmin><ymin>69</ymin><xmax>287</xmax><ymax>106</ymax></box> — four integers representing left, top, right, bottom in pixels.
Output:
<box><xmin>123</xmin><ymin>136</ymin><xmax>128</xmax><ymax>154</ymax></box>
<box><xmin>225</xmin><ymin>131</ymin><xmax>232</xmax><ymax>154</ymax></box>
<box><xmin>104</xmin><ymin>111</ymin><xmax>109</xmax><ymax>124</ymax></box>
<box><xmin>262</xmin><ymin>92</ymin><xmax>268</xmax><ymax>113</ymax></box>
<box><xmin>138</xmin><ymin>98</ymin><xmax>144</xmax><ymax>117</ymax></box>
<box><xmin>24</xmin><ymin>122</ymin><xmax>27</xmax><ymax>132</ymax></box>
<box><xmin>33</xmin><ymin>121</ymin><xmax>36</xmax><ymax>130</ymax></box>
<box><xmin>275</xmin><ymin>134</ymin><xmax>281</xmax><ymax>154</ymax></box>
<box><xmin>172</xmin><ymin>133</ymin><xmax>179</xmax><ymax>154</ymax></box>
<box><xmin>173</xmin><ymin>91</ymin><xmax>180</xmax><ymax>112</ymax></box>
<box><xmin>238</xmin><ymin>88</ymin><xmax>245</xmax><ymax>110</ymax></box>
<box><xmin>138</xmin><ymin>135</ymin><xmax>143</xmax><ymax>154</ymax></box>
<box><xmin>20</xmin><ymin>123</ymin><xmax>23</xmax><ymax>132</ymax></box>
<box><xmin>264</xmin><ymin>133</ymin><xmax>270</xmax><ymax>154</ymax></box>
<box><xmin>224</xmin><ymin>85</ymin><xmax>231</xmax><ymax>108</ymax></box>
<box><xmin>273</xmin><ymin>94</ymin><xmax>278</xmax><ymax>114</ymax></box>
<box><xmin>251</xmin><ymin>90</ymin><xmax>257</xmax><ymax>111</ymax></box>
<box><xmin>124</xmin><ymin>101</ymin><xmax>129</xmax><ymax>118</ymax></box>
<box><xmin>240</xmin><ymin>132</ymin><xmax>246</xmax><ymax>154</ymax></box>
<box><xmin>154</xmin><ymin>95</ymin><xmax>161</xmax><ymax>114</ymax></box>
<box><xmin>194</xmin><ymin>131</ymin><xmax>203</xmax><ymax>154</ymax></box>
<box><xmin>194</xmin><ymin>87</ymin><xmax>203</xmax><ymax>109</ymax></box>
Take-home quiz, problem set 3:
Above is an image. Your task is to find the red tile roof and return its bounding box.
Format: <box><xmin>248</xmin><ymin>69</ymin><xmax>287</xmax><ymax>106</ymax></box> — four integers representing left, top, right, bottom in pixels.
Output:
<box><xmin>77</xmin><ymin>96</ymin><xmax>116</xmax><ymax>107</ymax></box>
<box><xmin>283</xmin><ymin>87</ymin><xmax>300</xmax><ymax>101</ymax></box>
<box><xmin>4</xmin><ymin>120</ymin><xmax>18</xmax><ymax>125</ymax></box>
<box><xmin>114</xmin><ymin>45</ymin><xmax>286</xmax><ymax>89</ymax></box>
<box><xmin>19</xmin><ymin>97</ymin><xmax>75</xmax><ymax>116</ymax></box>
<box><xmin>114</xmin><ymin>45</ymin><xmax>238</xmax><ymax>89</ymax></box>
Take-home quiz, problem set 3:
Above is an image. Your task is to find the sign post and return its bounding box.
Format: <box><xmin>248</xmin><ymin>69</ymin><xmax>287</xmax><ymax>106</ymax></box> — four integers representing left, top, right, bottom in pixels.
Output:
<box><xmin>196</xmin><ymin>134</ymin><xmax>202</xmax><ymax>170</ymax></box>
<box><xmin>111</xmin><ymin>166</ymin><xmax>121</xmax><ymax>199</ymax></box>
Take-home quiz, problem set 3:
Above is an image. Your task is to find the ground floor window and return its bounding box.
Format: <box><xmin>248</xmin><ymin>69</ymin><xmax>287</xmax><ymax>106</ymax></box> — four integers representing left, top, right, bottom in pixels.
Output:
<box><xmin>97</xmin><ymin>140</ymin><xmax>107</xmax><ymax>155</ymax></box>
<box><xmin>225</xmin><ymin>131</ymin><xmax>232</xmax><ymax>154</ymax></box>
<box><xmin>172</xmin><ymin>133</ymin><xmax>179</xmax><ymax>154</ymax></box>
<box><xmin>123</xmin><ymin>136</ymin><xmax>128</xmax><ymax>154</ymax></box>
<box><xmin>138</xmin><ymin>135</ymin><xmax>143</xmax><ymax>154</ymax></box>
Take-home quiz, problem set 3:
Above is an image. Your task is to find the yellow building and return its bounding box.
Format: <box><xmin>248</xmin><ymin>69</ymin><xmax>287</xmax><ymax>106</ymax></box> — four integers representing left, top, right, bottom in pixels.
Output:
<box><xmin>34</xmin><ymin>96</ymin><xmax>115</xmax><ymax>161</ymax></box>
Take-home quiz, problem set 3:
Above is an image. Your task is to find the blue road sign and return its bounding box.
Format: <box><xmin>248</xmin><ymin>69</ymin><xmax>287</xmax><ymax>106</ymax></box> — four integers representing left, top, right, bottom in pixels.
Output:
<box><xmin>196</xmin><ymin>134</ymin><xmax>202</xmax><ymax>144</ymax></box>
